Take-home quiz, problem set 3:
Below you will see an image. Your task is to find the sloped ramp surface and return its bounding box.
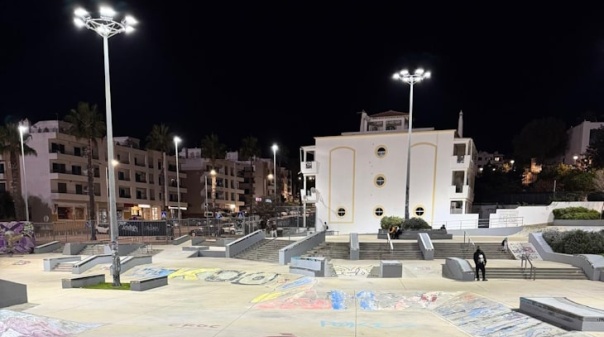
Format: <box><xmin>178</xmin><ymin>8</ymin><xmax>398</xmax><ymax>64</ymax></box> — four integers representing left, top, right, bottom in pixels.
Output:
<box><xmin>434</xmin><ymin>292</ymin><xmax>593</xmax><ymax>336</ymax></box>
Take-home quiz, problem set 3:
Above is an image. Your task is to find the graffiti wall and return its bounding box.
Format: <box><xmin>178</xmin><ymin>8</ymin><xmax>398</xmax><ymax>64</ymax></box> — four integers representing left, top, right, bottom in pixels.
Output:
<box><xmin>0</xmin><ymin>221</ymin><xmax>36</xmax><ymax>255</ymax></box>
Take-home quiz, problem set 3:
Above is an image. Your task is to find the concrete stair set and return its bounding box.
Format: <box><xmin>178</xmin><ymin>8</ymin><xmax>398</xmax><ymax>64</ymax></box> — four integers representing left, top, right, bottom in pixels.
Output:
<box><xmin>234</xmin><ymin>239</ymin><xmax>295</xmax><ymax>263</ymax></box>
<box><xmin>480</xmin><ymin>266</ymin><xmax>588</xmax><ymax>280</ymax></box>
<box><xmin>432</xmin><ymin>242</ymin><xmax>513</xmax><ymax>260</ymax></box>
<box><xmin>359</xmin><ymin>242</ymin><xmax>424</xmax><ymax>260</ymax></box>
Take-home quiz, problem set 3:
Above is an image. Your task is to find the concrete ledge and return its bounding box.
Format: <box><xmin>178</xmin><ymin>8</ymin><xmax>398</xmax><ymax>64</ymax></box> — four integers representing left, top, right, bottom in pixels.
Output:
<box><xmin>290</xmin><ymin>256</ymin><xmax>326</xmax><ymax>277</ymax></box>
<box><xmin>116</xmin><ymin>256</ymin><xmax>152</xmax><ymax>275</ymax></box>
<box><xmin>172</xmin><ymin>235</ymin><xmax>190</xmax><ymax>245</ymax></box>
<box><xmin>217</xmin><ymin>238</ymin><xmax>235</xmax><ymax>247</ymax></box>
<box><xmin>191</xmin><ymin>237</ymin><xmax>205</xmax><ymax>246</ymax></box>
<box><xmin>43</xmin><ymin>256</ymin><xmax>81</xmax><ymax>271</ymax></box>
<box><xmin>130</xmin><ymin>275</ymin><xmax>168</xmax><ymax>291</ymax></box>
<box><xmin>380</xmin><ymin>260</ymin><xmax>402</xmax><ymax>278</ymax></box>
<box><xmin>72</xmin><ymin>254</ymin><xmax>113</xmax><ymax>274</ymax></box>
<box><xmin>62</xmin><ymin>274</ymin><xmax>105</xmax><ymax>289</ymax></box>
<box><xmin>198</xmin><ymin>249</ymin><xmax>226</xmax><ymax>257</ymax></box>
<box><xmin>0</xmin><ymin>279</ymin><xmax>27</xmax><ymax>307</ymax></box>
<box><xmin>182</xmin><ymin>246</ymin><xmax>209</xmax><ymax>252</ymax></box>
<box><xmin>442</xmin><ymin>257</ymin><xmax>475</xmax><ymax>281</ymax></box>
<box><xmin>63</xmin><ymin>242</ymin><xmax>88</xmax><ymax>255</ymax></box>
<box><xmin>34</xmin><ymin>241</ymin><xmax>61</xmax><ymax>254</ymax></box>
<box><xmin>519</xmin><ymin>297</ymin><xmax>604</xmax><ymax>331</ymax></box>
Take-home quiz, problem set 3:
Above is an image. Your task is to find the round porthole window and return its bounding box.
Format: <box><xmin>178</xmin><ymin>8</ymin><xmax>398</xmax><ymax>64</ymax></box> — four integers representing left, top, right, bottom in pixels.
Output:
<box><xmin>337</xmin><ymin>208</ymin><xmax>346</xmax><ymax>217</ymax></box>
<box><xmin>376</xmin><ymin>146</ymin><xmax>387</xmax><ymax>158</ymax></box>
<box><xmin>375</xmin><ymin>175</ymin><xmax>385</xmax><ymax>187</ymax></box>
<box><xmin>414</xmin><ymin>207</ymin><xmax>425</xmax><ymax>217</ymax></box>
<box><xmin>374</xmin><ymin>207</ymin><xmax>384</xmax><ymax>216</ymax></box>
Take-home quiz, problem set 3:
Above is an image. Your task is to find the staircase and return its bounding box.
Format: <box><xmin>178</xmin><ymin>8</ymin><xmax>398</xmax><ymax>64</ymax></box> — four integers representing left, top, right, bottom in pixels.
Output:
<box><xmin>432</xmin><ymin>242</ymin><xmax>514</xmax><ymax>260</ymax></box>
<box><xmin>359</xmin><ymin>242</ymin><xmax>423</xmax><ymax>260</ymax></box>
<box><xmin>234</xmin><ymin>239</ymin><xmax>295</xmax><ymax>263</ymax></box>
<box><xmin>477</xmin><ymin>266</ymin><xmax>588</xmax><ymax>280</ymax></box>
<box><xmin>303</xmin><ymin>242</ymin><xmax>350</xmax><ymax>260</ymax></box>
<box><xmin>53</xmin><ymin>262</ymin><xmax>76</xmax><ymax>272</ymax></box>
<box><xmin>79</xmin><ymin>244</ymin><xmax>106</xmax><ymax>255</ymax></box>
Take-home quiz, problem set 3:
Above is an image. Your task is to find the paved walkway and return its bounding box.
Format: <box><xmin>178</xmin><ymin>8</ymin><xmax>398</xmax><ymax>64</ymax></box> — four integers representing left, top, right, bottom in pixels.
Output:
<box><xmin>1</xmin><ymin>229</ymin><xmax>604</xmax><ymax>336</ymax></box>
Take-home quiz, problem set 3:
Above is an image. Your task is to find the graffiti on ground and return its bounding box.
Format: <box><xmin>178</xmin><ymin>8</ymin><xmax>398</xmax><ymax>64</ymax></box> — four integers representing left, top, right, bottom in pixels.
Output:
<box><xmin>0</xmin><ymin>309</ymin><xmax>101</xmax><ymax>336</ymax></box>
<box><xmin>320</xmin><ymin>321</ymin><xmax>418</xmax><ymax>329</ymax></box>
<box><xmin>434</xmin><ymin>292</ymin><xmax>583</xmax><ymax>336</ymax></box>
<box><xmin>127</xmin><ymin>266</ymin><xmax>280</xmax><ymax>285</ymax></box>
<box><xmin>331</xmin><ymin>265</ymin><xmax>373</xmax><ymax>277</ymax></box>
<box><xmin>508</xmin><ymin>242</ymin><xmax>542</xmax><ymax>260</ymax></box>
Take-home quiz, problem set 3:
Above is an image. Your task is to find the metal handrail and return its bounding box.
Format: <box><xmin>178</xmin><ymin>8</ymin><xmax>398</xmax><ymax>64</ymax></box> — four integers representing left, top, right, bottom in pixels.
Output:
<box><xmin>386</xmin><ymin>232</ymin><xmax>393</xmax><ymax>251</ymax></box>
<box><xmin>521</xmin><ymin>253</ymin><xmax>536</xmax><ymax>280</ymax></box>
<box><xmin>463</xmin><ymin>231</ymin><xmax>475</xmax><ymax>250</ymax></box>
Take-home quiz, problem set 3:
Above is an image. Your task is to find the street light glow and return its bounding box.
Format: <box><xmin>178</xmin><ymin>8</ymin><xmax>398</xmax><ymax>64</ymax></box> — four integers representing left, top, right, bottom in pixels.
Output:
<box><xmin>74</xmin><ymin>17</ymin><xmax>86</xmax><ymax>27</ymax></box>
<box><xmin>99</xmin><ymin>6</ymin><xmax>116</xmax><ymax>19</ymax></box>
<box><xmin>173</xmin><ymin>136</ymin><xmax>181</xmax><ymax>144</ymax></box>
<box><xmin>74</xmin><ymin>8</ymin><xmax>89</xmax><ymax>18</ymax></box>
<box><xmin>124</xmin><ymin>15</ymin><xmax>138</xmax><ymax>25</ymax></box>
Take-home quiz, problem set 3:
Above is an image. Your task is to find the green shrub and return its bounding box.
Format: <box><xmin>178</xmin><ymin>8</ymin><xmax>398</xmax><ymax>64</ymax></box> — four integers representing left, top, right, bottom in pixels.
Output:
<box><xmin>380</xmin><ymin>216</ymin><xmax>403</xmax><ymax>230</ymax></box>
<box><xmin>542</xmin><ymin>229</ymin><xmax>604</xmax><ymax>254</ymax></box>
<box><xmin>552</xmin><ymin>207</ymin><xmax>600</xmax><ymax>220</ymax></box>
<box><xmin>402</xmin><ymin>217</ymin><xmax>431</xmax><ymax>230</ymax></box>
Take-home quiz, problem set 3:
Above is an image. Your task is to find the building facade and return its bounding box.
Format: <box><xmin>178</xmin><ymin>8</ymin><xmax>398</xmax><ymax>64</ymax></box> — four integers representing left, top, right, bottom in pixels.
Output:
<box><xmin>563</xmin><ymin>120</ymin><xmax>604</xmax><ymax>165</ymax></box>
<box><xmin>300</xmin><ymin>110</ymin><xmax>479</xmax><ymax>234</ymax></box>
<box><xmin>22</xmin><ymin>120</ymin><xmax>186</xmax><ymax>223</ymax></box>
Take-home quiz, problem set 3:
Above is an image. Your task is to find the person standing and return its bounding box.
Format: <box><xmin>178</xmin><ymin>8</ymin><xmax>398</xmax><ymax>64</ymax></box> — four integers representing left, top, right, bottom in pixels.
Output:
<box><xmin>473</xmin><ymin>246</ymin><xmax>487</xmax><ymax>281</ymax></box>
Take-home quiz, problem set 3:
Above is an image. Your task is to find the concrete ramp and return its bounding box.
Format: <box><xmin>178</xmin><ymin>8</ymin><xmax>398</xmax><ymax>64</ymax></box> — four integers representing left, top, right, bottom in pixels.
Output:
<box><xmin>519</xmin><ymin>297</ymin><xmax>604</xmax><ymax>331</ymax></box>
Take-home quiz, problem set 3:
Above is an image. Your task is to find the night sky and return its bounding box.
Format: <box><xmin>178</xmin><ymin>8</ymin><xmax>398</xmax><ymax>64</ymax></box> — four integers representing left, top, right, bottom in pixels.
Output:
<box><xmin>2</xmin><ymin>2</ymin><xmax>604</xmax><ymax>160</ymax></box>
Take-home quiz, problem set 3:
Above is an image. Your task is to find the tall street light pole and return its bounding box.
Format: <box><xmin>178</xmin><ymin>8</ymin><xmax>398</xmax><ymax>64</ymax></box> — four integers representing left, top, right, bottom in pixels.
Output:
<box><xmin>18</xmin><ymin>125</ymin><xmax>29</xmax><ymax>222</ymax></box>
<box><xmin>272</xmin><ymin>144</ymin><xmax>278</xmax><ymax>203</ymax></box>
<box><xmin>174</xmin><ymin>136</ymin><xmax>182</xmax><ymax>236</ymax></box>
<box><xmin>392</xmin><ymin>68</ymin><xmax>431</xmax><ymax>220</ymax></box>
<box><xmin>74</xmin><ymin>6</ymin><xmax>137</xmax><ymax>287</ymax></box>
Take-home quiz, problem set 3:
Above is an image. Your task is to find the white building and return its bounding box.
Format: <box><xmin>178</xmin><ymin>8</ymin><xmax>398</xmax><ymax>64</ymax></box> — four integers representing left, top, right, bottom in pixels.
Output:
<box><xmin>300</xmin><ymin>110</ymin><xmax>479</xmax><ymax>234</ymax></box>
<box><xmin>563</xmin><ymin>120</ymin><xmax>604</xmax><ymax>165</ymax></box>
<box><xmin>22</xmin><ymin>120</ymin><xmax>186</xmax><ymax>223</ymax></box>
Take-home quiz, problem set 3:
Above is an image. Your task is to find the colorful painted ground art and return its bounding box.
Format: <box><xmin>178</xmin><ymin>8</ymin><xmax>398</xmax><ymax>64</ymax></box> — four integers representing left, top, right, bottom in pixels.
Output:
<box><xmin>0</xmin><ymin>221</ymin><xmax>35</xmax><ymax>255</ymax></box>
<box><xmin>0</xmin><ymin>309</ymin><xmax>101</xmax><ymax>336</ymax></box>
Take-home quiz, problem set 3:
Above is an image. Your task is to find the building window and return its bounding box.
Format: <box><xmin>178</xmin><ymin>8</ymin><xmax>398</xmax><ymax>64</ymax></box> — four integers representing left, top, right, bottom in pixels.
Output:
<box><xmin>414</xmin><ymin>206</ymin><xmax>425</xmax><ymax>217</ymax></box>
<box><xmin>74</xmin><ymin>147</ymin><xmax>82</xmax><ymax>156</ymax></box>
<box><xmin>450</xmin><ymin>201</ymin><xmax>463</xmax><ymax>214</ymax></box>
<box><xmin>0</xmin><ymin>182</ymin><xmax>5</xmax><ymax>192</ymax></box>
<box><xmin>75</xmin><ymin>184</ymin><xmax>83</xmax><ymax>195</ymax></box>
<box><xmin>375</xmin><ymin>175</ymin><xmax>386</xmax><ymax>187</ymax></box>
<box><xmin>376</xmin><ymin>146</ymin><xmax>387</xmax><ymax>158</ymax></box>
<box><xmin>374</xmin><ymin>207</ymin><xmax>384</xmax><ymax>217</ymax></box>
<box><xmin>0</xmin><ymin>163</ymin><xmax>4</xmax><ymax>173</ymax></box>
<box><xmin>58</xmin><ymin>183</ymin><xmax>67</xmax><ymax>193</ymax></box>
<box><xmin>337</xmin><ymin>207</ymin><xmax>346</xmax><ymax>217</ymax></box>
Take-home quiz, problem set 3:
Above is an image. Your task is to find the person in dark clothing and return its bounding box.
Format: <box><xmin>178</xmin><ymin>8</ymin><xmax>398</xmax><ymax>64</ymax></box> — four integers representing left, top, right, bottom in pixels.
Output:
<box><xmin>473</xmin><ymin>246</ymin><xmax>487</xmax><ymax>281</ymax></box>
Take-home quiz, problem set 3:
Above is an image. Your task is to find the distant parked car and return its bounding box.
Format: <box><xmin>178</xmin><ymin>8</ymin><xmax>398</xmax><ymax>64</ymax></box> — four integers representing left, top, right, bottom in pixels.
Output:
<box><xmin>96</xmin><ymin>223</ymin><xmax>110</xmax><ymax>234</ymax></box>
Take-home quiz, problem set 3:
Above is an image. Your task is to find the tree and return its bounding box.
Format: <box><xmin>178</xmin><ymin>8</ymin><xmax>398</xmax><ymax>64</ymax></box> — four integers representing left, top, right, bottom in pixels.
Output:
<box><xmin>201</xmin><ymin>134</ymin><xmax>226</xmax><ymax>211</ymax></box>
<box><xmin>512</xmin><ymin>117</ymin><xmax>568</xmax><ymax>165</ymax></box>
<box><xmin>0</xmin><ymin>122</ymin><xmax>37</xmax><ymax>220</ymax></box>
<box><xmin>586</xmin><ymin>126</ymin><xmax>604</xmax><ymax>168</ymax></box>
<box><xmin>65</xmin><ymin>102</ymin><xmax>106</xmax><ymax>240</ymax></box>
<box><xmin>239</xmin><ymin>136</ymin><xmax>260</xmax><ymax>214</ymax></box>
<box><xmin>146</xmin><ymin>124</ymin><xmax>172</xmax><ymax>213</ymax></box>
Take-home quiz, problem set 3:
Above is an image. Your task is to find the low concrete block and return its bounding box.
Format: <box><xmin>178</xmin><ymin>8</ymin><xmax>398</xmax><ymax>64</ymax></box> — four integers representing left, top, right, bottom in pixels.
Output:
<box><xmin>520</xmin><ymin>297</ymin><xmax>604</xmax><ymax>331</ymax></box>
<box><xmin>130</xmin><ymin>275</ymin><xmax>168</xmax><ymax>291</ymax></box>
<box><xmin>198</xmin><ymin>250</ymin><xmax>226</xmax><ymax>257</ymax></box>
<box><xmin>172</xmin><ymin>235</ymin><xmax>190</xmax><ymax>245</ymax></box>
<box><xmin>289</xmin><ymin>256</ymin><xmax>326</xmax><ymax>277</ymax></box>
<box><xmin>0</xmin><ymin>279</ymin><xmax>27</xmax><ymax>308</ymax></box>
<box><xmin>380</xmin><ymin>260</ymin><xmax>402</xmax><ymax>278</ymax></box>
<box><xmin>191</xmin><ymin>237</ymin><xmax>205</xmax><ymax>246</ymax></box>
<box><xmin>62</xmin><ymin>274</ymin><xmax>105</xmax><ymax>289</ymax></box>
<box><xmin>442</xmin><ymin>257</ymin><xmax>475</xmax><ymax>281</ymax></box>
<box><xmin>43</xmin><ymin>256</ymin><xmax>81</xmax><ymax>272</ymax></box>
<box><xmin>34</xmin><ymin>241</ymin><xmax>61</xmax><ymax>254</ymax></box>
<box><xmin>217</xmin><ymin>238</ymin><xmax>235</xmax><ymax>247</ymax></box>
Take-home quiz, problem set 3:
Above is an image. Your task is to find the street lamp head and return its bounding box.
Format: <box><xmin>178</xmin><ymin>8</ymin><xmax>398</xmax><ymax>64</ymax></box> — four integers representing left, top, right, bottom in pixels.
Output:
<box><xmin>415</xmin><ymin>68</ymin><xmax>424</xmax><ymax>75</ymax></box>
<box><xmin>423</xmin><ymin>71</ymin><xmax>431</xmax><ymax>79</ymax></box>
<box><xmin>74</xmin><ymin>8</ymin><xmax>90</xmax><ymax>19</ymax></box>
<box><xmin>99</xmin><ymin>6</ymin><xmax>116</xmax><ymax>19</ymax></box>
<box><xmin>173</xmin><ymin>136</ymin><xmax>181</xmax><ymax>144</ymax></box>
<box><xmin>268</xmin><ymin>173</ymin><xmax>274</xmax><ymax>180</ymax></box>
<box><xmin>73</xmin><ymin>17</ymin><xmax>86</xmax><ymax>28</ymax></box>
<box><xmin>210</xmin><ymin>169</ymin><xmax>216</xmax><ymax>176</ymax></box>
<box><xmin>272</xmin><ymin>144</ymin><xmax>278</xmax><ymax>153</ymax></box>
<box><xmin>112</xmin><ymin>159</ymin><xmax>119</xmax><ymax>167</ymax></box>
<box><xmin>123</xmin><ymin>15</ymin><xmax>138</xmax><ymax>26</ymax></box>
<box><xmin>400</xmin><ymin>69</ymin><xmax>409</xmax><ymax>75</ymax></box>
<box><xmin>18</xmin><ymin>125</ymin><xmax>28</xmax><ymax>134</ymax></box>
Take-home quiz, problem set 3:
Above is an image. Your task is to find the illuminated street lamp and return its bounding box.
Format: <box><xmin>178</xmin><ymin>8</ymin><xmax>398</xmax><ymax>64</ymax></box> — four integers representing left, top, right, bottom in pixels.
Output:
<box><xmin>74</xmin><ymin>5</ymin><xmax>137</xmax><ymax>286</ymax></box>
<box><xmin>173</xmin><ymin>136</ymin><xmax>182</xmax><ymax>227</ymax></box>
<box><xmin>18</xmin><ymin>125</ymin><xmax>29</xmax><ymax>222</ymax></box>
<box><xmin>392</xmin><ymin>68</ymin><xmax>431</xmax><ymax>220</ymax></box>
<box><xmin>272</xmin><ymin>144</ymin><xmax>278</xmax><ymax>203</ymax></box>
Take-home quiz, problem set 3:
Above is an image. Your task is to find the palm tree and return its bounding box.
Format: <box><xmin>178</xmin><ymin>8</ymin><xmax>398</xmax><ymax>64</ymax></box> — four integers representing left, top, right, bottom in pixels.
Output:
<box><xmin>239</xmin><ymin>136</ymin><xmax>260</xmax><ymax>214</ymax></box>
<box><xmin>200</xmin><ymin>134</ymin><xmax>226</xmax><ymax>211</ymax></box>
<box><xmin>65</xmin><ymin>102</ymin><xmax>106</xmax><ymax>240</ymax></box>
<box><xmin>146</xmin><ymin>124</ymin><xmax>172</xmax><ymax>213</ymax></box>
<box><xmin>0</xmin><ymin>122</ymin><xmax>37</xmax><ymax>221</ymax></box>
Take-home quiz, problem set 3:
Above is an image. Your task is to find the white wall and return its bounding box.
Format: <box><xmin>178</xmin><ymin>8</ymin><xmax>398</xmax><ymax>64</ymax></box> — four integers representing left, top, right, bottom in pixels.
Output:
<box><xmin>490</xmin><ymin>201</ymin><xmax>604</xmax><ymax>226</ymax></box>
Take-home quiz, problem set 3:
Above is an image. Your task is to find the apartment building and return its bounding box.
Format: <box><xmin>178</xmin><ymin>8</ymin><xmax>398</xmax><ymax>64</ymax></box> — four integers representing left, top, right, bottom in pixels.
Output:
<box><xmin>0</xmin><ymin>154</ymin><xmax>12</xmax><ymax>195</ymax></box>
<box><xmin>563</xmin><ymin>120</ymin><xmax>604</xmax><ymax>165</ymax></box>
<box><xmin>300</xmin><ymin>110</ymin><xmax>479</xmax><ymax>234</ymax></box>
<box><xmin>21</xmin><ymin>120</ymin><xmax>186</xmax><ymax>222</ymax></box>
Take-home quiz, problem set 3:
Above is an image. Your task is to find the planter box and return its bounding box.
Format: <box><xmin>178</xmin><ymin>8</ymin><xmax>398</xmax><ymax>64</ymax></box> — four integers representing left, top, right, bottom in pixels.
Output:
<box><xmin>552</xmin><ymin>220</ymin><xmax>604</xmax><ymax>226</ymax></box>
<box><xmin>378</xmin><ymin>229</ymin><xmax>452</xmax><ymax>240</ymax></box>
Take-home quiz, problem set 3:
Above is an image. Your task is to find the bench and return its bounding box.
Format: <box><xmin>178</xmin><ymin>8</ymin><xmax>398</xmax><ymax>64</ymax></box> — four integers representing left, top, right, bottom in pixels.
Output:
<box><xmin>62</xmin><ymin>274</ymin><xmax>105</xmax><ymax>288</ymax></box>
<box><xmin>130</xmin><ymin>275</ymin><xmax>168</xmax><ymax>291</ymax></box>
<box><xmin>519</xmin><ymin>297</ymin><xmax>604</xmax><ymax>331</ymax></box>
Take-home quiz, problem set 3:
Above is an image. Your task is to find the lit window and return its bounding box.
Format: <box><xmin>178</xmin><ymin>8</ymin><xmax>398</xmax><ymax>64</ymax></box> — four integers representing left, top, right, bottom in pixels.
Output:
<box><xmin>414</xmin><ymin>207</ymin><xmax>425</xmax><ymax>217</ymax></box>
<box><xmin>337</xmin><ymin>208</ymin><xmax>346</xmax><ymax>217</ymax></box>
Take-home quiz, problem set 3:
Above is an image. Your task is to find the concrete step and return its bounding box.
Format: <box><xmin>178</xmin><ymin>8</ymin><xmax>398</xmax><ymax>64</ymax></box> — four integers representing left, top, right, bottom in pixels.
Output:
<box><xmin>477</xmin><ymin>267</ymin><xmax>588</xmax><ymax>280</ymax></box>
<box><xmin>53</xmin><ymin>262</ymin><xmax>75</xmax><ymax>272</ymax></box>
